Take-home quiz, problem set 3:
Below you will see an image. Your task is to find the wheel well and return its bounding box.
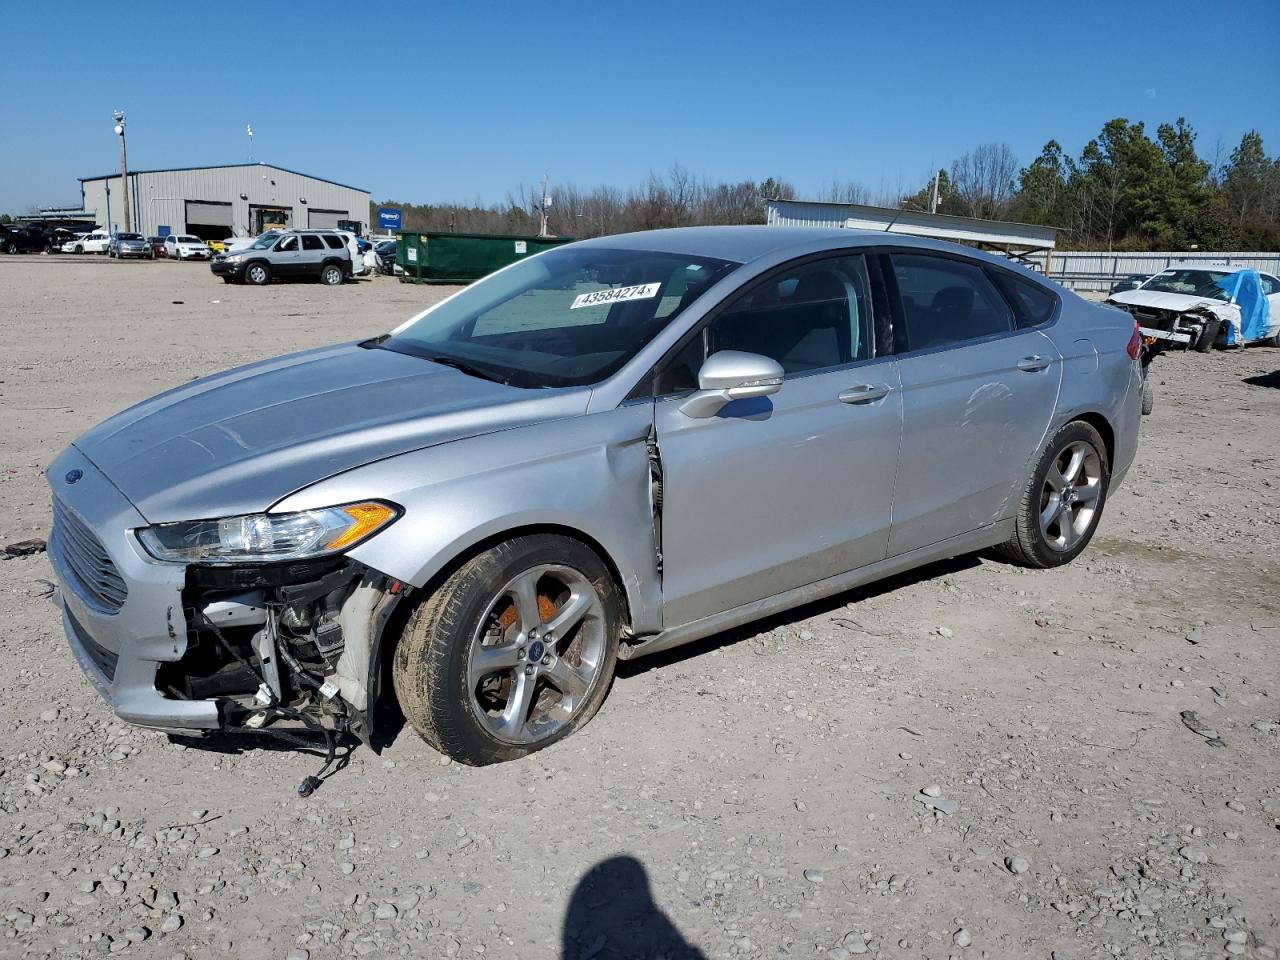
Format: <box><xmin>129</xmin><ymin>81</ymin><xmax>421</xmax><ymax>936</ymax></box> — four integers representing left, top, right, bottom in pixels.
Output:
<box><xmin>1072</xmin><ymin>412</ymin><xmax>1115</xmax><ymax>468</ymax></box>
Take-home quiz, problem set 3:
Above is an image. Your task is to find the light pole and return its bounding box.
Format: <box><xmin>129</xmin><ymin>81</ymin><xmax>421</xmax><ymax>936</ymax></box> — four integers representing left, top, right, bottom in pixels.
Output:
<box><xmin>113</xmin><ymin>110</ymin><xmax>132</xmax><ymax>233</ymax></box>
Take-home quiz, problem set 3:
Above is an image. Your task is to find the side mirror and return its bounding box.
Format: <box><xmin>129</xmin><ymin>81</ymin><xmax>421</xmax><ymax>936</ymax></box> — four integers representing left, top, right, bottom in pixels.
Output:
<box><xmin>679</xmin><ymin>350</ymin><xmax>784</xmax><ymax>418</ymax></box>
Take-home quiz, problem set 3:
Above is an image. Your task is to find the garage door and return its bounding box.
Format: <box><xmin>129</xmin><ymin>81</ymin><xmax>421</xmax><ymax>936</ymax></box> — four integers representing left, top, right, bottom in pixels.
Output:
<box><xmin>185</xmin><ymin>200</ymin><xmax>233</xmax><ymax>241</ymax></box>
<box><xmin>308</xmin><ymin>209</ymin><xmax>344</xmax><ymax>228</ymax></box>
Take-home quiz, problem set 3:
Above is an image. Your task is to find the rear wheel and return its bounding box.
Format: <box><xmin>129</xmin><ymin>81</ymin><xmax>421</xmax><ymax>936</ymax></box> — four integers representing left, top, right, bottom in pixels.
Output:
<box><xmin>245</xmin><ymin>262</ymin><xmax>270</xmax><ymax>285</ymax></box>
<box><xmin>996</xmin><ymin>421</ymin><xmax>1110</xmax><ymax>568</ymax></box>
<box><xmin>320</xmin><ymin>263</ymin><xmax>344</xmax><ymax>286</ymax></box>
<box><xmin>393</xmin><ymin>534</ymin><xmax>620</xmax><ymax>765</ymax></box>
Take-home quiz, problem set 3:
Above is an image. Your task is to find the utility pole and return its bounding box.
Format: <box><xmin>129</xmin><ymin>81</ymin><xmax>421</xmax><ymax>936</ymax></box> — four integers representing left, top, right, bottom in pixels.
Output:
<box><xmin>929</xmin><ymin>171</ymin><xmax>940</xmax><ymax>215</ymax></box>
<box><xmin>538</xmin><ymin>172</ymin><xmax>551</xmax><ymax>238</ymax></box>
<box><xmin>247</xmin><ymin>123</ymin><xmax>254</xmax><ymax>162</ymax></box>
<box><xmin>113</xmin><ymin>110</ymin><xmax>132</xmax><ymax>233</ymax></box>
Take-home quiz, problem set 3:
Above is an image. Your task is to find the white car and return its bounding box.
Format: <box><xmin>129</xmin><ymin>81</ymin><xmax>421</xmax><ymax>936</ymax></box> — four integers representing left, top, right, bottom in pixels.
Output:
<box><xmin>1108</xmin><ymin>263</ymin><xmax>1280</xmax><ymax>351</ymax></box>
<box><xmin>164</xmin><ymin>235</ymin><xmax>213</xmax><ymax>261</ymax></box>
<box><xmin>64</xmin><ymin>231</ymin><xmax>111</xmax><ymax>255</ymax></box>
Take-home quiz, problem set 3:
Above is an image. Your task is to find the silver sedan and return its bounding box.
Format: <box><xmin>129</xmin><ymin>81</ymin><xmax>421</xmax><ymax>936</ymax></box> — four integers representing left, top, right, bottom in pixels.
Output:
<box><xmin>47</xmin><ymin>227</ymin><xmax>1143</xmax><ymax>766</ymax></box>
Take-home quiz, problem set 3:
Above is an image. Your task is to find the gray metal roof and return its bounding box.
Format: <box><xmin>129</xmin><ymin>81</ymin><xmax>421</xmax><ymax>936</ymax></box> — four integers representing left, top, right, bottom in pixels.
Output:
<box><xmin>767</xmin><ymin>199</ymin><xmax>1059</xmax><ymax>251</ymax></box>
<box><xmin>77</xmin><ymin>162</ymin><xmax>368</xmax><ymax>194</ymax></box>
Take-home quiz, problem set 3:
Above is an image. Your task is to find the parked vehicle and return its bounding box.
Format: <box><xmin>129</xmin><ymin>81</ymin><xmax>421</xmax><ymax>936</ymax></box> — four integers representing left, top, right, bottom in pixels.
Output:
<box><xmin>1107</xmin><ymin>264</ymin><xmax>1280</xmax><ymax>351</ymax></box>
<box><xmin>207</xmin><ymin>240</ymin><xmax>226</xmax><ymax>255</ymax></box>
<box><xmin>108</xmin><ymin>233</ymin><xmax>153</xmax><ymax>259</ymax></box>
<box><xmin>47</xmin><ymin>227</ymin><xmax>1142</xmax><ymax>768</ymax></box>
<box><xmin>45</xmin><ymin>228</ymin><xmax>89</xmax><ymax>253</ymax></box>
<box><xmin>64</xmin><ymin>230</ymin><xmax>112</xmax><ymax>254</ymax></box>
<box><xmin>164</xmin><ymin>235</ymin><xmax>213</xmax><ymax>261</ymax></box>
<box><xmin>296</xmin><ymin>228</ymin><xmax>367</xmax><ymax>276</ymax></box>
<box><xmin>223</xmin><ymin>231</ymin><xmax>281</xmax><ymax>256</ymax></box>
<box><xmin>209</xmin><ymin>229</ymin><xmax>352</xmax><ymax>285</ymax></box>
<box><xmin>1108</xmin><ymin>273</ymin><xmax>1150</xmax><ymax>294</ymax></box>
<box><xmin>374</xmin><ymin>239</ymin><xmax>397</xmax><ymax>275</ymax></box>
<box><xmin>2</xmin><ymin>224</ymin><xmax>50</xmax><ymax>254</ymax></box>
<box><xmin>147</xmin><ymin>236</ymin><xmax>168</xmax><ymax>258</ymax></box>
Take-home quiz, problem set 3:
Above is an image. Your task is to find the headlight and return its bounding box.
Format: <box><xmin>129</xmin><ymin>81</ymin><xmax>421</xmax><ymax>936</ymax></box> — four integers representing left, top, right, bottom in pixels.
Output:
<box><xmin>137</xmin><ymin>501</ymin><xmax>400</xmax><ymax>564</ymax></box>
<box><xmin>227</xmin><ymin>254</ymin><xmax>243</xmax><ymax>263</ymax></box>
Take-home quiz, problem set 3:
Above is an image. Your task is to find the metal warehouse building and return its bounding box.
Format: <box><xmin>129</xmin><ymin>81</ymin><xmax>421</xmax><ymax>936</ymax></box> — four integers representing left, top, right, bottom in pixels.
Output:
<box><xmin>79</xmin><ymin>162</ymin><xmax>370</xmax><ymax>240</ymax></box>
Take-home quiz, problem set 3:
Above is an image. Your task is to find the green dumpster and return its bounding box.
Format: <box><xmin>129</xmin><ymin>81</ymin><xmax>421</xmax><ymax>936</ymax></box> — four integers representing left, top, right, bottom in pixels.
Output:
<box><xmin>396</xmin><ymin>231</ymin><xmax>573</xmax><ymax>284</ymax></box>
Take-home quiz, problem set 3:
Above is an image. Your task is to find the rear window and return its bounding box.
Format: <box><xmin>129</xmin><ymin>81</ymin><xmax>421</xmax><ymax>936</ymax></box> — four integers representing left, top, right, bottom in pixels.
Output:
<box><xmin>322</xmin><ymin>235</ymin><xmax>344</xmax><ymax>249</ymax></box>
<box><xmin>990</xmin><ymin>270</ymin><xmax>1057</xmax><ymax>327</ymax></box>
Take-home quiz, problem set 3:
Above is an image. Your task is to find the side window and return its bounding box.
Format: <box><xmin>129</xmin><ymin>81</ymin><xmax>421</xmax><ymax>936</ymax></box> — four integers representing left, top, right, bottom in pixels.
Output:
<box><xmin>277</xmin><ymin>236</ymin><xmax>298</xmax><ymax>252</ymax></box>
<box><xmin>891</xmin><ymin>254</ymin><xmax>1014</xmax><ymax>351</ymax></box>
<box><xmin>989</xmin><ymin>270</ymin><xmax>1058</xmax><ymax>327</ymax></box>
<box><xmin>1261</xmin><ymin>275</ymin><xmax>1280</xmax><ymax>296</ymax></box>
<box><xmin>323</xmin><ymin>235</ymin><xmax>344</xmax><ymax>250</ymax></box>
<box><xmin>706</xmin><ymin>255</ymin><xmax>874</xmax><ymax>375</ymax></box>
<box><xmin>301</xmin><ymin>235</ymin><xmax>323</xmax><ymax>251</ymax></box>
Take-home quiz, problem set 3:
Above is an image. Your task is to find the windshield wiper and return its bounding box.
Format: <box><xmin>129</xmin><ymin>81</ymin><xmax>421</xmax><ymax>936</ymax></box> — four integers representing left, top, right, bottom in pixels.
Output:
<box><xmin>426</xmin><ymin>354</ymin><xmax>509</xmax><ymax>385</ymax></box>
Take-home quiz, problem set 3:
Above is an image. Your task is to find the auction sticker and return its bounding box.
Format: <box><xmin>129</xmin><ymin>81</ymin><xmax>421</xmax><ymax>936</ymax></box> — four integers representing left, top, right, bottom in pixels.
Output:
<box><xmin>571</xmin><ymin>282</ymin><xmax>661</xmax><ymax>310</ymax></box>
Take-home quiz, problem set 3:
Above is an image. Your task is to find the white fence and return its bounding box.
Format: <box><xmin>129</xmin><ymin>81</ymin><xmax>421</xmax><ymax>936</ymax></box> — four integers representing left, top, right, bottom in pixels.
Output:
<box><xmin>1031</xmin><ymin>251</ymin><xmax>1280</xmax><ymax>292</ymax></box>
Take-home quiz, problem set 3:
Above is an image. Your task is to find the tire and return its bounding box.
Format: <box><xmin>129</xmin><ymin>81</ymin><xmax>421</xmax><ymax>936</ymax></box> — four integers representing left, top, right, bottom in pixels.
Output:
<box><xmin>1194</xmin><ymin>318</ymin><xmax>1220</xmax><ymax>352</ymax></box>
<box><xmin>995</xmin><ymin>420</ymin><xmax>1110</xmax><ymax>568</ymax></box>
<box><xmin>245</xmin><ymin>262</ymin><xmax>270</xmax><ymax>285</ymax></box>
<box><xmin>73</xmin><ymin>245</ymin><xmax>83</xmax><ymax>255</ymax></box>
<box><xmin>221</xmin><ymin>276</ymin><xmax>233</xmax><ymax>284</ymax></box>
<box><xmin>393</xmin><ymin>534</ymin><xmax>621</xmax><ymax>765</ymax></box>
<box><xmin>1141</xmin><ymin>375</ymin><xmax>1154</xmax><ymax>416</ymax></box>
<box><xmin>320</xmin><ymin>263</ymin><xmax>343</xmax><ymax>286</ymax></box>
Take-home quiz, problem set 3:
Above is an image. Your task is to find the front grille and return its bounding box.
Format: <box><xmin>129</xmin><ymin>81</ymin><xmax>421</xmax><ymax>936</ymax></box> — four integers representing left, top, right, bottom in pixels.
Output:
<box><xmin>51</xmin><ymin>498</ymin><xmax>128</xmax><ymax>612</ymax></box>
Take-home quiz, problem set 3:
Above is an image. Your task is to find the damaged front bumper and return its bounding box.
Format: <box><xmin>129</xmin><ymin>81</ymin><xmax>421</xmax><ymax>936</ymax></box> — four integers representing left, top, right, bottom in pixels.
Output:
<box><xmin>47</xmin><ymin>446</ymin><xmax>403</xmax><ymax>742</ymax></box>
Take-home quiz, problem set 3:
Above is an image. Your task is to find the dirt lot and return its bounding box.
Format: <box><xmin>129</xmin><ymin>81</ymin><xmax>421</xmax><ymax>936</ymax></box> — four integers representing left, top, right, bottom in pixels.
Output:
<box><xmin>0</xmin><ymin>254</ymin><xmax>1278</xmax><ymax>960</ymax></box>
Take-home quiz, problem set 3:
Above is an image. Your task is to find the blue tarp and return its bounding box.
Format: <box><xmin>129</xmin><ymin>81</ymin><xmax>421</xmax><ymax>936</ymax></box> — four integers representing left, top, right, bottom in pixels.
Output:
<box><xmin>1215</xmin><ymin>269</ymin><xmax>1271</xmax><ymax>344</ymax></box>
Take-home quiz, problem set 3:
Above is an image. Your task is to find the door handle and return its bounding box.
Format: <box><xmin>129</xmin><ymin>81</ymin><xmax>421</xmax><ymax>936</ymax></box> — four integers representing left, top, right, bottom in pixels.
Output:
<box><xmin>838</xmin><ymin>384</ymin><xmax>891</xmax><ymax>404</ymax></box>
<box><xmin>1017</xmin><ymin>355</ymin><xmax>1051</xmax><ymax>372</ymax></box>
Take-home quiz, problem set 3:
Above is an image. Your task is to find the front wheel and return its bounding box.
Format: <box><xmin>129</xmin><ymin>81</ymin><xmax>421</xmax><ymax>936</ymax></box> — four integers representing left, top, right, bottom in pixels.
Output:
<box><xmin>996</xmin><ymin>421</ymin><xmax>1110</xmax><ymax>568</ymax></box>
<box><xmin>393</xmin><ymin>534</ymin><xmax>620</xmax><ymax>765</ymax></box>
<box><xmin>5</xmin><ymin>242</ymin><xmax>18</xmax><ymax>255</ymax></box>
<box><xmin>245</xmin><ymin>262</ymin><xmax>270</xmax><ymax>285</ymax></box>
<box><xmin>320</xmin><ymin>263</ymin><xmax>344</xmax><ymax>286</ymax></box>
<box><xmin>1194</xmin><ymin>318</ymin><xmax>1220</xmax><ymax>352</ymax></box>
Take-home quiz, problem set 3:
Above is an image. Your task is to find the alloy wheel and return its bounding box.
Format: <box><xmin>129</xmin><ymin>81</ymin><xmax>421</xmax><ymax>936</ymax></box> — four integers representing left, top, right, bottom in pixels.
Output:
<box><xmin>1039</xmin><ymin>439</ymin><xmax>1103</xmax><ymax>552</ymax></box>
<box><xmin>466</xmin><ymin>564</ymin><xmax>606</xmax><ymax>746</ymax></box>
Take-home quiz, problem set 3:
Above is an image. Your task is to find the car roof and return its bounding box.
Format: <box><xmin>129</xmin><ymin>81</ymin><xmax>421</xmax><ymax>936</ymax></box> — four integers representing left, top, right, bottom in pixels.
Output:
<box><xmin>571</xmin><ymin>224</ymin><xmax>1030</xmax><ymax>271</ymax></box>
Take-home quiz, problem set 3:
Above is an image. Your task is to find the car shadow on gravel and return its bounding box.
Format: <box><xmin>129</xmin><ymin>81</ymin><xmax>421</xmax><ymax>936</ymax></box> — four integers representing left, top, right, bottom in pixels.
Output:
<box><xmin>617</xmin><ymin>554</ymin><xmax>980</xmax><ymax>678</ymax></box>
<box><xmin>1242</xmin><ymin>369</ymin><xmax>1280</xmax><ymax>389</ymax></box>
<box><xmin>562</xmin><ymin>855</ymin><xmax>706</xmax><ymax>960</ymax></box>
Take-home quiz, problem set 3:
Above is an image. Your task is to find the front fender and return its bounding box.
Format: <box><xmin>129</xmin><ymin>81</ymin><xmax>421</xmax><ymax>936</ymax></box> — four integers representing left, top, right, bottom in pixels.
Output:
<box><xmin>272</xmin><ymin>402</ymin><xmax>662</xmax><ymax>634</ymax></box>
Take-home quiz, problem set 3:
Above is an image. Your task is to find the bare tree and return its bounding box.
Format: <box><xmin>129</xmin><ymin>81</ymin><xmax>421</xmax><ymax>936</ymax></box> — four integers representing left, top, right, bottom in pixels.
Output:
<box><xmin>950</xmin><ymin>143</ymin><xmax>1019</xmax><ymax>219</ymax></box>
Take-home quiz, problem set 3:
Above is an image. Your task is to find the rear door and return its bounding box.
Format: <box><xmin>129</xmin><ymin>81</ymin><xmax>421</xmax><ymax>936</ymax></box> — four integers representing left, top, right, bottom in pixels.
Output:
<box><xmin>885</xmin><ymin>251</ymin><xmax>1062</xmax><ymax>556</ymax></box>
<box><xmin>652</xmin><ymin>252</ymin><xmax>902</xmax><ymax>626</ymax></box>
<box><xmin>300</xmin><ymin>234</ymin><xmax>326</xmax><ymax>276</ymax></box>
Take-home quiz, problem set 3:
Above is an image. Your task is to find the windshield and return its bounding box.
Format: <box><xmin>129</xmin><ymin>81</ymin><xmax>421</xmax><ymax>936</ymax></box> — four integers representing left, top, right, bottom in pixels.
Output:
<box><xmin>117</xmin><ymin>233</ymin><xmax>142</xmax><ymax>241</ymax></box>
<box><xmin>384</xmin><ymin>246</ymin><xmax>738</xmax><ymax>388</ymax></box>
<box><xmin>1140</xmin><ymin>269</ymin><xmax>1233</xmax><ymax>302</ymax></box>
<box><xmin>177</xmin><ymin>236</ymin><xmax>201</xmax><ymax>244</ymax></box>
<box><xmin>248</xmin><ymin>232</ymin><xmax>281</xmax><ymax>249</ymax></box>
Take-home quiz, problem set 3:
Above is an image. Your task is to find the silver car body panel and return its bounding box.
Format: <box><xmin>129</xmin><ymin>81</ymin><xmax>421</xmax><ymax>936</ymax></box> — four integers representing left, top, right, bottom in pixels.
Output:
<box><xmin>47</xmin><ymin>225</ymin><xmax>1142</xmax><ymax>732</ymax></box>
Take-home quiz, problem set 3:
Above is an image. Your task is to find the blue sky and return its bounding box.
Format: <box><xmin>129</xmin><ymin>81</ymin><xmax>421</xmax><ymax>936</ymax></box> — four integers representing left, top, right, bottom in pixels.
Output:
<box><xmin>3</xmin><ymin>0</ymin><xmax>1278</xmax><ymax>214</ymax></box>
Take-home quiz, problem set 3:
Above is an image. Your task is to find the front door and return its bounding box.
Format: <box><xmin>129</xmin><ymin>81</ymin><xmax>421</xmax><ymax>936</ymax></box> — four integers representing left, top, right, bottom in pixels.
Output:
<box><xmin>886</xmin><ymin>251</ymin><xmax>1063</xmax><ymax>556</ymax></box>
<box><xmin>272</xmin><ymin>234</ymin><xmax>302</xmax><ymax>276</ymax></box>
<box><xmin>653</xmin><ymin>253</ymin><xmax>902</xmax><ymax>627</ymax></box>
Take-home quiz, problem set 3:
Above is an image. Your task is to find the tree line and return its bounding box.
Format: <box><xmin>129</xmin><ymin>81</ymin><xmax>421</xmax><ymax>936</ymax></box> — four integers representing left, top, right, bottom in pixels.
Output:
<box><xmin>371</xmin><ymin>118</ymin><xmax>1278</xmax><ymax>252</ymax></box>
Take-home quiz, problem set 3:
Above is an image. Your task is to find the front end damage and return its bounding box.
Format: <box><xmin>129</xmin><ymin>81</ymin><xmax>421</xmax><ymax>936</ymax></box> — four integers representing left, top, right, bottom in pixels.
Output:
<box><xmin>158</xmin><ymin>559</ymin><xmax>408</xmax><ymax>744</ymax></box>
<box><xmin>1107</xmin><ymin>298</ymin><xmax>1239</xmax><ymax>353</ymax></box>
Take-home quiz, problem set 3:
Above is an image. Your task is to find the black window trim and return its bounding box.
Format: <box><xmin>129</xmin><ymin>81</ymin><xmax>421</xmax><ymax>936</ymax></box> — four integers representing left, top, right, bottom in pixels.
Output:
<box><xmin>630</xmin><ymin>248</ymin><xmax>889</xmax><ymax>402</ymax></box>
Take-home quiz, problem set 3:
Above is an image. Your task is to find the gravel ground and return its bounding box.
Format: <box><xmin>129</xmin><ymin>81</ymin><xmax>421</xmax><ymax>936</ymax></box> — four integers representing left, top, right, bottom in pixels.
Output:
<box><xmin>1</xmin><ymin>254</ymin><xmax>1278</xmax><ymax>960</ymax></box>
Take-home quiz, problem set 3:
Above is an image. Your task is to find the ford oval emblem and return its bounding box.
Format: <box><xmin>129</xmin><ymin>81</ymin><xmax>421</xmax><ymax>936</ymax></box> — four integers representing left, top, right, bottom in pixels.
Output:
<box><xmin>65</xmin><ymin>469</ymin><xmax>83</xmax><ymax>484</ymax></box>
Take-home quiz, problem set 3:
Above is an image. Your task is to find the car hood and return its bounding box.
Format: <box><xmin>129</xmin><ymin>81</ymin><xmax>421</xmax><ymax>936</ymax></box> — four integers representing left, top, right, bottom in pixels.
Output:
<box><xmin>71</xmin><ymin>342</ymin><xmax>589</xmax><ymax>523</ymax></box>
<box><xmin>1108</xmin><ymin>288</ymin><xmax>1228</xmax><ymax>312</ymax></box>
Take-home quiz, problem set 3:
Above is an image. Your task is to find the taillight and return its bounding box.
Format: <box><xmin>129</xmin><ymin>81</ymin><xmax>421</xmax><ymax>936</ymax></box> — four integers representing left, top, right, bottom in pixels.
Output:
<box><xmin>1126</xmin><ymin>321</ymin><xmax>1142</xmax><ymax>360</ymax></box>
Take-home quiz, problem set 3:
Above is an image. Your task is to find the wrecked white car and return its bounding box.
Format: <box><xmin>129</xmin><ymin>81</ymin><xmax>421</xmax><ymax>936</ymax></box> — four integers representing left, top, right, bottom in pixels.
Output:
<box><xmin>1107</xmin><ymin>265</ymin><xmax>1280</xmax><ymax>352</ymax></box>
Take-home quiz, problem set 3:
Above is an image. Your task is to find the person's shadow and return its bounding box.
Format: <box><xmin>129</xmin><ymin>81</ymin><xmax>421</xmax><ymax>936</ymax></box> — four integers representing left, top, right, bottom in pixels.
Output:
<box><xmin>562</xmin><ymin>856</ymin><xmax>707</xmax><ymax>960</ymax></box>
